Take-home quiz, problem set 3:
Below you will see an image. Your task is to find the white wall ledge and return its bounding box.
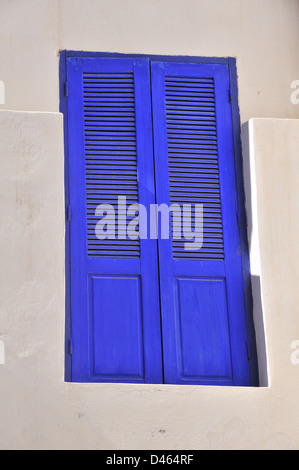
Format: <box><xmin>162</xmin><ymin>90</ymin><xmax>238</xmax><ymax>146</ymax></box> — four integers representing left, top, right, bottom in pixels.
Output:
<box><xmin>0</xmin><ymin>112</ymin><xmax>299</xmax><ymax>449</ymax></box>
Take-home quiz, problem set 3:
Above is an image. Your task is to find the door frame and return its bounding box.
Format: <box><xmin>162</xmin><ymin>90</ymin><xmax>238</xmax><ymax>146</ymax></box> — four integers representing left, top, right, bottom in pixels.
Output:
<box><xmin>59</xmin><ymin>51</ymin><xmax>259</xmax><ymax>386</ymax></box>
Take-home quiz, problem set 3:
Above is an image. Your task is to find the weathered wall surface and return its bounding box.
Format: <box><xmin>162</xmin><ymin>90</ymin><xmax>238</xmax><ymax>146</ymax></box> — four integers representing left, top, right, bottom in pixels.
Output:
<box><xmin>0</xmin><ymin>112</ymin><xmax>299</xmax><ymax>450</ymax></box>
<box><xmin>0</xmin><ymin>0</ymin><xmax>298</xmax><ymax>123</ymax></box>
<box><xmin>1</xmin><ymin>0</ymin><xmax>299</xmax><ymax>450</ymax></box>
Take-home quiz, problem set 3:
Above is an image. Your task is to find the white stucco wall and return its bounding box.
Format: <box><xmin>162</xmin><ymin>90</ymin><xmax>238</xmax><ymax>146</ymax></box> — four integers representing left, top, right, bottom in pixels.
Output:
<box><xmin>1</xmin><ymin>0</ymin><xmax>299</xmax><ymax>451</ymax></box>
<box><xmin>0</xmin><ymin>111</ymin><xmax>299</xmax><ymax>450</ymax></box>
<box><xmin>0</xmin><ymin>0</ymin><xmax>298</xmax><ymax>123</ymax></box>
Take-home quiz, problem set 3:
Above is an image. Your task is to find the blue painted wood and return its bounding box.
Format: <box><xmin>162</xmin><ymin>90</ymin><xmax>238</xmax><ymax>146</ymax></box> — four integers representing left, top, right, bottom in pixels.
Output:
<box><xmin>61</xmin><ymin>52</ymin><xmax>258</xmax><ymax>386</ymax></box>
<box><xmin>90</xmin><ymin>276</ymin><xmax>144</xmax><ymax>381</ymax></box>
<box><xmin>63</xmin><ymin>50</ymin><xmax>230</xmax><ymax>65</ymax></box>
<box><xmin>59</xmin><ymin>51</ymin><xmax>72</xmax><ymax>382</ymax></box>
<box><xmin>151</xmin><ymin>61</ymin><xmax>251</xmax><ymax>386</ymax></box>
<box><xmin>228</xmin><ymin>58</ymin><xmax>259</xmax><ymax>386</ymax></box>
<box><xmin>176</xmin><ymin>278</ymin><xmax>232</xmax><ymax>383</ymax></box>
<box><xmin>66</xmin><ymin>57</ymin><xmax>163</xmax><ymax>383</ymax></box>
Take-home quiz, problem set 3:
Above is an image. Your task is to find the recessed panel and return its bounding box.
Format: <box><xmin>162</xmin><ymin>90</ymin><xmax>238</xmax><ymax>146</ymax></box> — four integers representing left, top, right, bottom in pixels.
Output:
<box><xmin>89</xmin><ymin>275</ymin><xmax>144</xmax><ymax>381</ymax></box>
<box><xmin>176</xmin><ymin>277</ymin><xmax>232</xmax><ymax>382</ymax></box>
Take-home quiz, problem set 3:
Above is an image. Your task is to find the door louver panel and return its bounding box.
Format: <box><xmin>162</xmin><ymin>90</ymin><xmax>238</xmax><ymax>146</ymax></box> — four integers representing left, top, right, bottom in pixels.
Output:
<box><xmin>83</xmin><ymin>72</ymin><xmax>140</xmax><ymax>258</ymax></box>
<box><xmin>165</xmin><ymin>77</ymin><xmax>224</xmax><ymax>260</ymax></box>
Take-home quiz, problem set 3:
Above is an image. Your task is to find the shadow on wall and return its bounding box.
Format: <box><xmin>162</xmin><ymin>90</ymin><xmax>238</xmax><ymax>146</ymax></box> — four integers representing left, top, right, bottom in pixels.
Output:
<box><xmin>241</xmin><ymin>121</ymin><xmax>269</xmax><ymax>388</ymax></box>
<box><xmin>250</xmin><ymin>275</ymin><xmax>268</xmax><ymax>387</ymax></box>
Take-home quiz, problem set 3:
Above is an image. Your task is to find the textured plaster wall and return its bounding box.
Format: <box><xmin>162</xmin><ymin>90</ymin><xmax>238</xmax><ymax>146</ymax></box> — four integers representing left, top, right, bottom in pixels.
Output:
<box><xmin>0</xmin><ymin>112</ymin><xmax>299</xmax><ymax>450</ymax></box>
<box><xmin>0</xmin><ymin>0</ymin><xmax>298</xmax><ymax>123</ymax></box>
<box><xmin>1</xmin><ymin>0</ymin><xmax>299</xmax><ymax>451</ymax></box>
<box><xmin>243</xmin><ymin>119</ymin><xmax>299</xmax><ymax>393</ymax></box>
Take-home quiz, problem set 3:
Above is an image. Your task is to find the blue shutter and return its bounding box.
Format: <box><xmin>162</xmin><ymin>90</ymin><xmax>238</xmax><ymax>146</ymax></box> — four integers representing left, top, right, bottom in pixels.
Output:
<box><xmin>67</xmin><ymin>58</ymin><xmax>163</xmax><ymax>383</ymax></box>
<box><xmin>151</xmin><ymin>62</ymin><xmax>251</xmax><ymax>386</ymax></box>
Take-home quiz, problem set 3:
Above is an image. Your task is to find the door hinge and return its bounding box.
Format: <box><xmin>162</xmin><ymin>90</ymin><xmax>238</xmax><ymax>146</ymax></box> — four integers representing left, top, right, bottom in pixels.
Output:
<box><xmin>68</xmin><ymin>339</ymin><xmax>74</xmax><ymax>356</ymax></box>
<box><xmin>64</xmin><ymin>81</ymin><xmax>69</xmax><ymax>97</ymax></box>
<box><xmin>246</xmin><ymin>342</ymin><xmax>252</xmax><ymax>361</ymax></box>
<box><xmin>66</xmin><ymin>205</ymin><xmax>72</xmax><ymax>222</ymax></box>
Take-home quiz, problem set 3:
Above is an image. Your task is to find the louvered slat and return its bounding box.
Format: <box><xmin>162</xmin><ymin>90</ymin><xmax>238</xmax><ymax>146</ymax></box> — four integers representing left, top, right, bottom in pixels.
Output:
<box><xmin>166</xmin><ymin>77</ymin><xmax>224</xmax><ymax>260</ymax></box>
<box><xmin>83</xmin><ymin>72</ymin><xmax>140</xmax><ymax>258</ymax></box>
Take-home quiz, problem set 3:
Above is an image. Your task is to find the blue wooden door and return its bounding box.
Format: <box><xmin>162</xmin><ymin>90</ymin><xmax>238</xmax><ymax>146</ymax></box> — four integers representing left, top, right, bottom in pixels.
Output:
<box><xmin>151</xmin><ymin>62</ymin><xmax>251</xmax><ymax>386</ymax></box>
<box><xmin>66</xmin><ymin>56</ymin><xmax>253</xmax><ymax>386</ymax></box>
<box><xmin>66</xmin><ymin>57</ymin><xmax>163</xmax><ymax>383</ymax></box>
